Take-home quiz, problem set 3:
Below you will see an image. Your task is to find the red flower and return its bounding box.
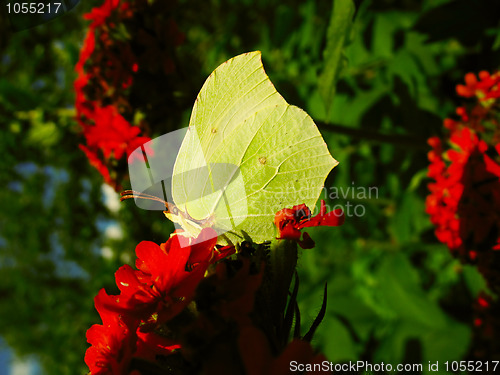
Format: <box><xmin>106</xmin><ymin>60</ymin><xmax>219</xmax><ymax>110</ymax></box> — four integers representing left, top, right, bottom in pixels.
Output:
<box><xmin>85</xmin><ymin>229</ymin><xmax>236</xmax><ymax>374</ymax></box>
<box><xmin>274</xmin><ymin>200</ymin><xmax>344</xmax><ymax>249</ymax></box>
<box><xmin>77</xmin><ymin>105</ymin><xmax>152</xmax><ymax>189</ymax></box>
<box><xmin>82</xmin><ymin>106</ymin><xmax>150</xmax><ymax>160</ymax></box>
<box><xmin>456</xmin><ymin>71</ymin><xmax>500</xmax><ymax>101</ymax></box>
<box><xmin>76</xmin><ymin>103</ymin><xmax>151</xmax><ymax>186</ymax></box>
<box><xmin>111</xmin><ymin>228</ymin><xmax>219</xmax><ymax>327</ymax></box>
<box><xmin>85</xmin><ymin>289</ymin><xmax>138</xmax><ymax>375</ymax></box>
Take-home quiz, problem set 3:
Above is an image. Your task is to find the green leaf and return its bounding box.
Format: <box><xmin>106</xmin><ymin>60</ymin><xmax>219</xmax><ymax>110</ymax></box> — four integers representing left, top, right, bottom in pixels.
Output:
<box><xmin>0</xmin><ymin>78</ymin><xmax>38</xmax><ymax>111</ymax></box>
<box><xmin>318</xmin><ymin>0</ymin><xmax>355</xmax><ymax>114</ymax></box>
<box><xmin>171</xmin><ymin>52</ymin><xmax>338</xmax><ymax>244</ymax></box>
<box><xmin>321</xmin><ymin>316</ymin><xmax>358</xmax><ymax>362</ymax></box>
<box><xmin>27</xmin><ymin>120</ymin><xmax>61</xmax><ymax>148</ymax></box>
<box><xmin>389</xmin><ymin>191</ymin><xmax>429</xmax><ymax>244</ymax></box>
<box><xmin>462</xmin><ymin>265</ymin><xmax>488</xmax><ymax>297</ymax></box>
<box><xmin>492</xmin><ymin>27</ymin><xmax>500</xmax><ymax>50</ymax></box>
<box><xmin>373</xmin><ymin>255</ymin><xmax>470</xmax><ymax>367</ymax></box>
<box><xmin>375</xmin><ymin>320</ymin><xmax>470</xmax><ymax>369</ymax></box>
<box><xmin>376</xmin><ymin>253</ymin><xmax>448</xmax><ymax>329</ymax></box>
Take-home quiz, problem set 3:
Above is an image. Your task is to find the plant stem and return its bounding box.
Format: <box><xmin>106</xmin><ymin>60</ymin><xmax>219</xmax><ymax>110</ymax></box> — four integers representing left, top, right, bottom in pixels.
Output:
<box><xmin>317</xmin><ymin>121</ymin><xmax>429</xmax><ymax>150</ymax></box>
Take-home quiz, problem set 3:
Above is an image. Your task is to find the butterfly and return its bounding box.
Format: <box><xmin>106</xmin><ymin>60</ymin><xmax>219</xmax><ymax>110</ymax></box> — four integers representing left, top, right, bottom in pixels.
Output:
<box><xmin>123</xmin><ymin>51</ymin><xmax>338</xmax><ymax>246</ymax></box>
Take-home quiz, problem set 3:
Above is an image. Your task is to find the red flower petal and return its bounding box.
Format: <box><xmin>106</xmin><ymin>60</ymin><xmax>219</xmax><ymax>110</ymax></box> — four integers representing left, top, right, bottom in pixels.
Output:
<box><xmin>301</xmin><ymin>201</ymin><xmax>345</xmax><ymax>229</ymax></box>
<box><xmin>275</xmin><ymin>200</ymin><xmax>345</xmax><ymax>249</ymax></box>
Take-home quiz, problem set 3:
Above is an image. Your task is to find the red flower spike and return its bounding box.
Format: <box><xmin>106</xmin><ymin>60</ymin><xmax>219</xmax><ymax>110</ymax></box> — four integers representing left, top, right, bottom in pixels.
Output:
<box><xmin>74</xmin><ymin>1</ymin><xmax>157</xmax><ymax>189</ymax></box>
<box><xmin>275</xmin><ymin>200</ymin><xmax>344</xmax><ymax>249</ymax></box>
<box><xmin>79</xmin><ymin>144</ymin><xmax>114</xmax><ymax>187</ymax></box>
<box><xmin>76</xmin><ymin>29</ymin><xmax>96</xmax><ymax>74</ymax></box>
<box><xmin>427</xmin><ymin>70</ymin><xmax>500</xmax><ymax>296</ymax></box>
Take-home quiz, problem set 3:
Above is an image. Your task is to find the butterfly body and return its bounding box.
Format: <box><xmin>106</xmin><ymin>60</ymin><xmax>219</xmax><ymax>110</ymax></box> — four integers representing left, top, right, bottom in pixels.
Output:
<box><xmin>163</xmin><ymin>208</ymin><xmax>215</xmax><ymax>238</ymax></box>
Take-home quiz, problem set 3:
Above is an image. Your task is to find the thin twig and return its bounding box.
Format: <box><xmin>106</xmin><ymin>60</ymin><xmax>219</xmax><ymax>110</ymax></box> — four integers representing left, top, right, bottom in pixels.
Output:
<box><xmin>317</xmin><ymin>121</ymin><xmax>429</xmax><ymax>150</ymax></box>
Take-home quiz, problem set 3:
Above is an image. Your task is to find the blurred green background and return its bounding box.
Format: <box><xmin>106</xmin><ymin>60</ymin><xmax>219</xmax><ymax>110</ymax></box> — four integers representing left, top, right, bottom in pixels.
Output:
<box><xmin>1</xmin><ymin>0</ymin><xmax>499</xmax><ymax>374</ymax></box>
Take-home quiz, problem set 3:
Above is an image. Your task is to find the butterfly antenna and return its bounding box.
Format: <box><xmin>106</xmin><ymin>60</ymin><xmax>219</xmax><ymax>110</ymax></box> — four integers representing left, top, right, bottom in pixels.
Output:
<box><xmin>120</xmin><ymin>190</ymin><xmax>170</xmax><ymax>211</ymax></box>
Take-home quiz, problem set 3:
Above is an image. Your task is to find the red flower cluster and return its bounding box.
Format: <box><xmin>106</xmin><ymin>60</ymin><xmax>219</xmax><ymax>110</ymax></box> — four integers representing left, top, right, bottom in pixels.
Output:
<box><xmin>75</xmin><ymin>0</ymin><xmax>147</xmax><ymax>189</ymax></box>
<box><xmin>75</xmin><ymin>0</ymin><xmax>185</xmax><ymax>189</ymax></box>
<box><xmin>275</xmin><ymin>200</ymin><xmax>345</xmax><ymax>249</ymax></box>
<box><xmin>426</xmin><ymin>71</ymin><xmax>500</xmax><ymax>292</ymax></box>
<box><xmin>85</xmin><ymin>228</ymin><xmax>234</xmax><ymax>374</ymax></box>
<box><xmin>426</xmin><ymin>129</ymin><xmax>500</xmax><ymax>254</ymax></box>
<box><xmin>85</xmin><ymin>226</ymin><xmax>332</xmax><ymax>374</ymax></box>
